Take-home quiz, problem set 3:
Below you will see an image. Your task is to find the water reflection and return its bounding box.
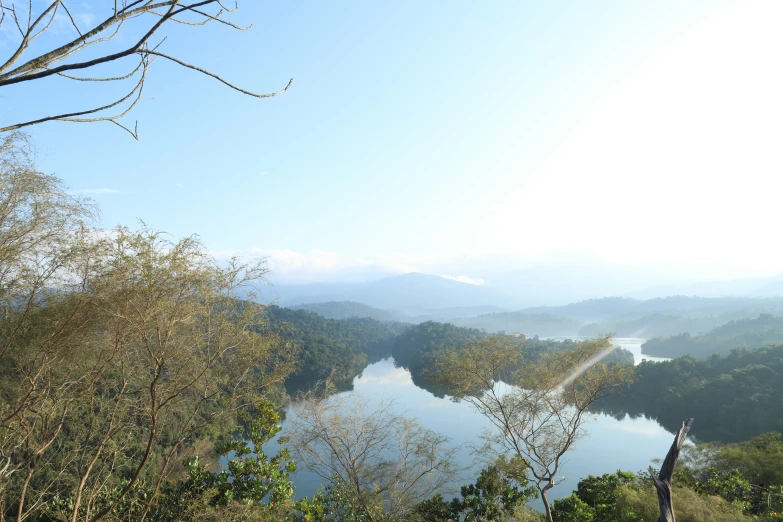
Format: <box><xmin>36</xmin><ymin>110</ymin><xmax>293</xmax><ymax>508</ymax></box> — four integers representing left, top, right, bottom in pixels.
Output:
<box><xmin>545</xmin><ymin>336</ymin><xmax>671</xmax><ymax>365</ymax></box>
<box><xmin>275</xmin><ymin>358</ymin><xmax>675</xmax><ymax>511</ymax></box>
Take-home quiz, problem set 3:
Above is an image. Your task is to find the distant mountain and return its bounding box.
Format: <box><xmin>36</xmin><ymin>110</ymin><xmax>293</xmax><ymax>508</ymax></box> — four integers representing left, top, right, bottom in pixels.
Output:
<box><xmin>265</xmin><ymin>273</ymin><xmax>524</xmax><ymax>314</ymax></box>
<box><xmin>485</xmin><ymin>264</ymin><xmax>670</xmax><ymax>306</ymax></box>
<box><xmin>522</xmin><ymin>296</ymin><xmax>783</xmax><ymax>323</ymax></box>
<box><xmin>408</xmin><ymin>305</ymin><xmax>512</xmax><ymax>323</ymax></box>
<box><xmin>627</xmin><ymin>273</ymin><xmax>783</xmax><ymax>300</ymax></box>
<box><xmin>290</xmin><ymin>301</ymin><xmax>410</xmax><ymax>322</ymax></box>
<box><xmin>452</xmin><ymin>312</ymin><xmax>582</xmax><ymax>337</ymax></box>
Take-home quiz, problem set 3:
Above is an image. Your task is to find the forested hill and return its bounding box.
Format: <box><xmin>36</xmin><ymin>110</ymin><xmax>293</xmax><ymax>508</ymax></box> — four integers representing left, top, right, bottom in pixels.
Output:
<box><xmin>264</xmin><ymin>306</ymin><xmax>409</xmax><ymax>393</ymax></box>
<box><xmin>595</xmin><ymin>344</ymin><xmax>783</xmax><ymax>442</ymax></box>
<box><xmin>290</xmin><ymin>301</ymin><xmax>410</xmax><ymax>322</ymax></box>
<box><xmin>391</xmin><ymin>321</ymin><xmax>487</xmax><ymax>393</ymax></box>
<box><xmin>523</xmin><ymin>296</ymin><xmax>783</xmax><ymax>323</ymax></box>
<box><xmin>391</xmin><ymin>322</ymin><xmax>635</xmax><ymax>395</ymax></box>
<box><xmin>440</xmin><ymin>296</ymin><xmax>783</xmax><ymax>339</ymax></box>
<box><xmin>641</xmin><ymin>313</ymin><xmax>783</xmax><ymax>358</ymax></box>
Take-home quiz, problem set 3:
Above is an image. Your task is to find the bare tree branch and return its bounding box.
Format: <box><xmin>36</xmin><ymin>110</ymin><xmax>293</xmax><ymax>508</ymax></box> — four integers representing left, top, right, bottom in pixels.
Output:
<box><xmin>146</xmin><ymin>50</ymin><xmax>293</xmax><ymax>98</ymax></box>
<box><xmin>0</xmin><ymin>0</ymin><xmax>291</xmax><ymax>138</ymax></box>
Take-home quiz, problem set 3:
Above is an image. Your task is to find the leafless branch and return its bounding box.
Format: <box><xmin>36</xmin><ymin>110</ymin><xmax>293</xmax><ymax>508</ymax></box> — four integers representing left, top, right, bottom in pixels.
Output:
<box><xmin>0</xmin><ymin>0</ymin><xmax>291</xmax><ymax>138</ymax></box>
<box><xmin>146</xmin><ymin>50</ymin><xmax>293</xmax><ymax>98</ymax></box>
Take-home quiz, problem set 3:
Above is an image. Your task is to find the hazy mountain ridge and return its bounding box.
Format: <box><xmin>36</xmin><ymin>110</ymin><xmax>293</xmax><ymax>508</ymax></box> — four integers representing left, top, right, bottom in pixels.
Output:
<box><xmin>268</xmin><ymin>273</ymin><xmax>783</xmax><ymax>341</ymax></box>
<box><xmin>449</xmin><ymin>297</ymin><xmax>783</xmax><ymax>339</ymax></box>
<box><xmin>266</xmin><ymin>272</ymin><xmax>523</xmax><ymax>313</ymax></box>
<box><xmin>291</xmin><ymin>301</ymin><xmax>410</xmax><ymax>322</ymax></box>
<box><xmin>453</xmin><ymin>312</ymin><xmax>583</xmax><ymax>337</ymax></box>
<box><xmin>642</xmin><ymin>313</ymin><xmax>783</xmax><ymax>358</ymax></box>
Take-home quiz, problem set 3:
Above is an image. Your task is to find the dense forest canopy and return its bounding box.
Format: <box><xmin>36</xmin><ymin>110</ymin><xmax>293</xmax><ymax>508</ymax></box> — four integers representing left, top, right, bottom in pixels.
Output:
<box><xmin>265</xmin><ymin>305</ymin><xmax>409</xmax><ymax>393</ymax></box>
<box><xmin>596</xmin><ymin>344</ymin><xmax>783</xmax><ymax>443</ymax></box>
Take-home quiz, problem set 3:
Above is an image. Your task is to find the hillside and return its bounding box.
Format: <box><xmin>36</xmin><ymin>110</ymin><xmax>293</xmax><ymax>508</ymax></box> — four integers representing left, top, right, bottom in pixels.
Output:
<box><xmin>264</xmin><ymin>306</ymin><xmax>410</xmax><ymax>392</ymax></box>
<box><xmin>596</xmin><ymin>344</ymin><xmax>783</xmax><ymax>442</ymax></box>
<box><xmin>290</xmin><ymin>301</ymin><xmax>410</xmax><ymax>322</ymax></box>
<box><xmin>267</xmin><ymin>272</ymin><xmax>523</xmax><ymax>313</ymax></box>
<box><xmin>641</xmin><ymin>313</ymin><xmax>783</xmax><ymax>358</ymax></box>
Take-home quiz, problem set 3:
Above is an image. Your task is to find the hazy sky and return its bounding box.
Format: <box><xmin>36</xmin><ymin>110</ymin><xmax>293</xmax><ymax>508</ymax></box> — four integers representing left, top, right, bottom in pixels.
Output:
<box><xmin>4</xmin><ymin>1</ymin><xmax>783</xmax><ymax>284</ymax></box>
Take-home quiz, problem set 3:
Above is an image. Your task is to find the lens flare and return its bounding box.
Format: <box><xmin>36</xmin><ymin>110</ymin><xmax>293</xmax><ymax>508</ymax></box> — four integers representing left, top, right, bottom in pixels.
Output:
<box><xmin>556</xmin><ymin>345</ymin><xmax>617</xmax><ymax>390</ymax></box>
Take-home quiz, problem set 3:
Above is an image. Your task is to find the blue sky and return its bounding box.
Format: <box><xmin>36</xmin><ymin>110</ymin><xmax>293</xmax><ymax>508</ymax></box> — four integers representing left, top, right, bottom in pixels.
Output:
<box><xmin>4</xmin><ymin>1</ymin><xmax>782</xmax><ymax>284</ymax></box>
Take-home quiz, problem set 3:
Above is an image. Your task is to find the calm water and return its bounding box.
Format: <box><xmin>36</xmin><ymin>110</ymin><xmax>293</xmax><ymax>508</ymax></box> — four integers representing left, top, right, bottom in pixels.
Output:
<box><xmin>273</xmin><ymin>348</ymin><xmax>675</xmax><ymax>510</ymax></box>
<box><xmin>545</xmin><ymin>336</ymin><xmax>671</xmax><ymax>365</ymax></box>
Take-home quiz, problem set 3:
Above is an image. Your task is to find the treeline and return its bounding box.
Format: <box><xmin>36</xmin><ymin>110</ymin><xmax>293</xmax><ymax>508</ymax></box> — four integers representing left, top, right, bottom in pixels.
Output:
<box><xmin>390</xmin><ymin>322</ymin><xmax>634</xmax><ymax>396</ymax></box>
<box><xmin>596</xmin><ymin>344</ymin><xmax>783</xmax><ymax>442</ymax></box>
<box><xmin>266</xmin><ymin>305</ymin><xmax>409</xmax><ymax>392</ymax></box>
<box><xmin>642</xmin><ymin>313</ymin><xmax>783</xmax><ymax>358</ymax></box>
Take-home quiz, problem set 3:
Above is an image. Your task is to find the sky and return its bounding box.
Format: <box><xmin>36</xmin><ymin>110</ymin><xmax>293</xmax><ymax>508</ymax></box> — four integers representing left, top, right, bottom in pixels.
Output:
<box><xmin>3</xmin><ymin>1</ymin><xmax>783</xmax><ymax>286</ymax></box>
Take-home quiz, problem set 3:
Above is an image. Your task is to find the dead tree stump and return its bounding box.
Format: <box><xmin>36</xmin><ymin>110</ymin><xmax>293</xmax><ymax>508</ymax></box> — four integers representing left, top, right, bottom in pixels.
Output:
<box><xmin>648</xmin><ymin>418</ymin><xmax>694</xmax><ymax>522</ymax></box>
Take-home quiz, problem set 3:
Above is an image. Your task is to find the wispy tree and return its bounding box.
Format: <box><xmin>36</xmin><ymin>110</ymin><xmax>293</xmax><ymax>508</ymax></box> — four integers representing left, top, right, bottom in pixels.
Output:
<box><xmin>0</xmin><ymin>133</ymin><xmax>297</xmax><ymax>521</ymax></box>
<box><xmin>430</xmin><ymin>335</ymin><xmax>634</xmax><ymax>522</ymax></box>
<box><xmin>287</xmin><ymin>381</ymin><xmax>462</xmax><ymax>522</ymax></box>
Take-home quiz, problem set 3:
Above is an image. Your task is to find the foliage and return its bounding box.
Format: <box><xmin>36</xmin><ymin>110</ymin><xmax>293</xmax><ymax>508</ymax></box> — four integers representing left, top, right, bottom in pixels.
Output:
<box><xmin>265</xmin><ymin>305</ymin><xmax>409</xmax><ymax>393</ymax></box>
<box><xmin>676</xmin><ymin>432</ymin><xmax>783</xmax><ymax>517</ymax></box>
<box><xmin>295</xmin><ymin>478</ymin><xmax>394</xmax><ymax>522</ymax></box>
<box><xmin>411</xmin><ymin>457</ymin><xmax>538</xmax><ymax>522</ymax></box>
<box><xmin>430</xmin><ymin>335</ymin><xmax>634</xmax><ymax>522</ymax></box>
<box><xmin>615</xmin><ymin>484</ymin><xmax>753</xmax><ymax>522</ymax></box>
<box><xmin>390</xmin><ymin>321</ymin><xmax>487</xmax><ymax>396</ymax></box>
<box><xmin>0</xmin><ymin>136</ymin><xmax>295</xmax><ymax>521</ymax></box>
<box><xmin>287</xmin><ymin>382</ymin><xmax>461</xmax><ymax>521</ymax></box>
<box><xmin>551</xmin><ymin>495</ymin><xmax>595</xmax><ymax>522</ymax></box>
<box><xmin>550</xmin><ymin>470</ymin><xmax>755</xmax><ymax>522</ymax></box>
<box><xmin>595</xmin><ymin>345</ymin><xmax>783</xmax><ymax>442</ymax></box>
<box><xmin>82</xmin><ymin>402</ymin><xmax>298</xmax><ymax>522</ymax></box>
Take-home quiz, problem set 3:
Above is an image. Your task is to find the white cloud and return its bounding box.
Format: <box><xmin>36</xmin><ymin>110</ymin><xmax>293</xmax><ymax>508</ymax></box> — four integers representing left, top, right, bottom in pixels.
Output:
<box><xmin>175</xmin><ymin>183</ymin><xmax>184</xmax><ymax>188</ymax></box>
<box><xmin>69</xmin><ymin>188</ymin><xmax>121</xmax><ymax>194</ymax></box>
<box><xmin>440</xmin><ymin>274</ymin><xmax>485</xmax><ymax>285</ymax></box>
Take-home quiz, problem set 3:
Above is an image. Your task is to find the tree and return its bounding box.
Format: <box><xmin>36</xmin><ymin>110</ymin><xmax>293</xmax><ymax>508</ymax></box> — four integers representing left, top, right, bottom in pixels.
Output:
<box><xmin>412</xmin><ymin>456</ymin><xmax>538</xmax><ymax>522</ymax></box>
<box><xmin>0</xmin><ymin>134</ymin><xmax>297</xmax><ymax>520</ymax></box>
<box><xmin>287</xmin><ymin>381</ymin><xmax>462</xmax><ymax>522</ymax></box>
<box><xmin>0</xmin><ymin>1</ymin><xmax>292</xmax><ymax>138</ymax></box>
<box><xmin>429</xmin><ymin>335</ymin><xmax>634</xmax><ymax>522</ymax></box>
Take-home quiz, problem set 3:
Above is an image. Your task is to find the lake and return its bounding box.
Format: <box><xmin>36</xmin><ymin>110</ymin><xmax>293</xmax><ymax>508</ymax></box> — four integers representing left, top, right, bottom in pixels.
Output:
<box><xmin>545</xmin><ymin>336</ymin><xmax>672</xmax><ymax>365</ymax></box>
<box><xmin>273</xmin><ymin>338</ymin><xmax>675</xmax><ymax>511</ymax></box>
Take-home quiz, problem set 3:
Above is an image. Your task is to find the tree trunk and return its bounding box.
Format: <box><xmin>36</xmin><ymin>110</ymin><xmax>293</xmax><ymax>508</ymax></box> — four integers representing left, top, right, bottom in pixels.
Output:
<box><xmin>648</xmin><ymin>418</ymin><xmax>694</xmax><ymax>522</ymax></box>
<box><xmin>541</xmin><ymin>482</ymin><xmax>554</xmax><ymax>522</ymax></box>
